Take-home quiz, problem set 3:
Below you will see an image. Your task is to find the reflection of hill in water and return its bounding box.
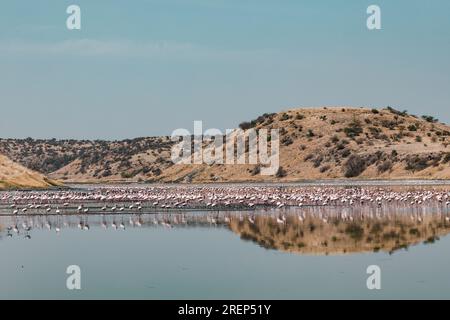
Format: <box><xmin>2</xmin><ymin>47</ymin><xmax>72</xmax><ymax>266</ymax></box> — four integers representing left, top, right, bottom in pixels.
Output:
<box><xmin>2</xmin><ymin>209</ymin><xmax>450</xmax><ymax>255</ymax></box>
<box><xmin>229</xmin><ymin>214</ymin><xmax>450</xmax><ymax>255</ymax></box>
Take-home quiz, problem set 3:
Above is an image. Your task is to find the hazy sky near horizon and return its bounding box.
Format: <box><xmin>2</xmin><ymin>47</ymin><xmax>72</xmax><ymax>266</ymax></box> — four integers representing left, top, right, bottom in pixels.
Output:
<box><xmin>1</xmin><ymin>0</ymin><xmax>449</xmax><ymax>140</ymax></box>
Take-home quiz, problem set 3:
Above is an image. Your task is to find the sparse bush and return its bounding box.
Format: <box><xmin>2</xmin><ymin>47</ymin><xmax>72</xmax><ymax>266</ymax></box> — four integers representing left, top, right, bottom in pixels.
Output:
<box><xmin>336</xmin><ymin>142</ymin><xmax>346</xmax><ymax>150</ymax></box>
<box><xmin>344</xmin><ymin>119</ymin><xmax>363</xmax><ymax>138</ymax></box>
<box><xmin>386</xmin><ymin>106</ymin><xmax>408</xmax><ymax>117</ymax></box>
<box><xmin>239</xmin><ymin>121</ymin><xmax>253</xmax><ymax>130</ymax></box>
<box><xmin>405</xmin><ymin>155</ymin><xmax>429</xmax><ymax>172</ymax></box>
<box><xmin>331</xmin><ymin>135</ymin><xmax>339</xmax><ymax>144</ymax></box>
<box><xmin>250</xmin><ymin>165</ymin><xmax>261</xmax><ymax>176</ymax></box>
<box><xmin>344</xmin><ymin>154</ymin><xmax>366</xmax><ymax>178</ymax></box>
<box><xmin>102</xmin><ymin>169</ymin><xmax>112</xmax><ymax>177</ymax></box>
<box><xmin>121</xmin><ymin>172</ymin><xmax>134</xmax><ymax>179</ymax></box>
<box><xmin>313</xmin><ymin>156</ymin><xmax>323</xmax><ymax>168</ymax></box>
<box><xmin>306</xmin><ymin>129</ymin><xmax>315</xmax><ymax>137</ymax></box>
<box><xmin>380</xmin><ymin>119</ymin><xmax>397</xmax><ymax>130</ymax></box>
<box><xmin>377</xmin><ymin>160</ymin><xmax>393</xmax><ymax>173</ymax></box>
<box><xmin>442</xmin><ymin>153</ymin><xmax>450</xmax><ymax>164</ymax></box>
<box><xmin>281</xmin><ymin>135</ymin><xmax>293</xmax><ymax>146</ymax></box>
<box><xmin>341</xmin><ymin>148</ymin><xmax>351</xmax><ymax>158</ymax></box>
<box><xmin>422</xmin><ymin>115</ymin><xmax>438</xmax><ymax>123</ymax></box>
<box><xmin>276</xmin><ymin>166</ymin><xmax>287</xmax><ymax>178</ymax></box>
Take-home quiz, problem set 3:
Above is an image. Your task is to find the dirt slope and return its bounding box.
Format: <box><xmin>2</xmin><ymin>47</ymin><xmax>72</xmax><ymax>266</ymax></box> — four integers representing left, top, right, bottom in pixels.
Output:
<box><xmin>0</xmin><ymin>154</ymin><xmax>57</xmax><ymax>189</ymax></box>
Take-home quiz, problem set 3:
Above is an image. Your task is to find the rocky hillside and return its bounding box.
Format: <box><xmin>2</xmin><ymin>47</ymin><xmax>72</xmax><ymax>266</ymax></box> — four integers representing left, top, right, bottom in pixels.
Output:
<box><xmin>0</xmin><ymin>137</ymin><xmax>174</xmax><ymax>183</ymax></box>
<box><xmin>1</xmin><ymin>106</ymin><xmax>449</xmax><ymax>183</ymax></box>
<box><xmin>157</xmin><ymin>106</ymin><xmax>450</xmax><ymax>182</ymax></box>
<box><xmin>0</xmin><ymin>154</ymin><xmax>57</xmax><ymax>189</ymax></box>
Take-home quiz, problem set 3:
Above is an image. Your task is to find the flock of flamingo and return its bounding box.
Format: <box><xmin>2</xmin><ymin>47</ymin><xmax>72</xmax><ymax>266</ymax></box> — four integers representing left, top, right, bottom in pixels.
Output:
<box><xmin>1</xmin><ymin>185</ymin><xmax>449</xmax><ymax>214</ymax></box>
<box><xmin>1</xmin><ymin>185</ymin><xmax>450</xmax><ymax>238</ymax></box>
<box><xmin>1</xmin><ymin>203</ymin><xmax>450</xmax><ymax>240</ymax></box>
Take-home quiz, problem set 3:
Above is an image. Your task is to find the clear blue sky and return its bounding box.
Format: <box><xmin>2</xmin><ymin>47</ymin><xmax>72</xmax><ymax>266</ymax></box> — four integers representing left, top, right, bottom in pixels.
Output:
<box><xmin>1</xmin><ymin>0</ymin><xmax>449</xmax><ymax>139</ymax></box>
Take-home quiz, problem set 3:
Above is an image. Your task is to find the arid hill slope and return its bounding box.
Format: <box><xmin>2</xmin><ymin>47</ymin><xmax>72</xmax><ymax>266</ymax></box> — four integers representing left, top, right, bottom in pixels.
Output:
<box><xmin>0</xmin><ymin>107</ymin><xmax>449</xmax><ymax>183</ymax></box>
<box><xmin>0</xmin><ymin>137</ymin><xmax>174</xmax><ymax>183</ymax></box>
<box><xmin>0</xmin><ymin>154</ymin><xmax>57</xmax><ymax>189</ymax></box>
<box><xmin>157</xmin><ymin>107</ymin><xmax>450</xmax><ymax>182</ymax></box>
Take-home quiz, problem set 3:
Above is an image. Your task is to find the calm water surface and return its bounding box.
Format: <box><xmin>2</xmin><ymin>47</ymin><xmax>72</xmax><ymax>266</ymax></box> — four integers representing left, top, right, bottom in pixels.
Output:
<box><xmin>1</xmin><ymin>210</ymin><xmax>450</xmax><ymax>299</ymax></box>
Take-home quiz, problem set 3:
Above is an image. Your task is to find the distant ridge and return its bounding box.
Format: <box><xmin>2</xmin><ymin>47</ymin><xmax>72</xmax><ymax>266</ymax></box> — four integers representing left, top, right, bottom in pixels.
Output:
<box><xmin>0</xmin><ymin>106</ymin><xmax>449</xmax><ymax>184</ymax></box>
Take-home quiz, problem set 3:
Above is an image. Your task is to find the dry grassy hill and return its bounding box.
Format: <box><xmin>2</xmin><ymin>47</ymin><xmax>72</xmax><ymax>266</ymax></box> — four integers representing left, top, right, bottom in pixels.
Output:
<box><xmin>1</xmin><ymin>106</ymin><xmax>449</xmax><ymax>183</ymax></box>
<box><xmin>157</xmin><ymin>106</ymin><xmax>450</xmax><ymax>182</ymax></box>
<box><xmin>0</xmin><ymin>137</ymin><xmax>174</xmax><ymax>183</ymax></box>
<box><xmin>0</xmin><ymin>154</ymin><xmax>57</xmax><ymax>189</ymax></box>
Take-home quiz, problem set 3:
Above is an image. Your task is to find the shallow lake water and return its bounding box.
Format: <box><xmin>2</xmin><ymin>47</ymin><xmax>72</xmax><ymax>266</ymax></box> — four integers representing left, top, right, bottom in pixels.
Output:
<box><xmin>1</xmin><ymin>209</ymin><xmax>450</xmax><ymax>299</ymax></box>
